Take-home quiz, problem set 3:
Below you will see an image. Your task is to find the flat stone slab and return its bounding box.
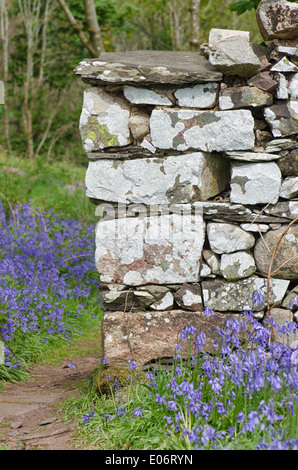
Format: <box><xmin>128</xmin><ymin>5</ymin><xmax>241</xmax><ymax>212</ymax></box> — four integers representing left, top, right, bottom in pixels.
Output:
<box><xmin>271</xmin><ymin>57</ymin><xmax>298</xmax><ymax>73</ymax></box>
<box><xmin>123</xmin><ymin>86</ymin><xmax>172</xmax><ymax>105</ymax></box>
<box><xmin>289</xmin><ymin>73</ymin><xmax>298</xmax><ymax>99</ymax></box>
<box><xmin>101</xmin><ymin>310</ymin><xmax>246</xmax><ymax>367</ymax></box>
<box><xmin>280</xmin><ymin>176</ymin><xmax>298</xmax><ymax>199</ymax></box>
<box><xmin>220</xmin><ymin>251</ymin><xmax>256</xmax><ymax>280</ymax></box>
<box><xmin>230</xmin><ymin>161</ymin><xmax>282</xmax><ymax>205</ymax></box>
<box><xmin>79</xmin><ymin>87</ymin><xmax>131</xmax><ymax>152</ymax></box>
<box><xmin>264</xmin><ymin>101</ymin><xmax>298</xmax><ymax>138</ymax></box>
<box><xmin>247</xmin><ymin>71</ymin><xmax>279</xmax><ymax>92</ymax></box>
<box><xmin>95</xmin><ymin>200</ymin><xmax>291</xmax><ymax>224</ymax></box>
<box><xmin>208</xmin><ymin>29</ymin><xmax>261</xmax><ymax>77</ymax></box>
<box><xmin>225</xmin><ymin>151</ymin><xmax>283</xmax><ymax>162</ymax></box>
<box><xmin>186</xmin><ymin>201</ymin><xmax>290</xmax><ymax>223</ymax></box>
<box><xmin>85</xmin><ymin>152</ymin><xmax>230</xmax><ymax>205</ymax></box>
<box><xmin>202</xmin><ymin>276</ymin><xmax>290</xmax><ymax>312</ymax></box>
<box><xmin>256</xmin><ymin>0</ymin><xmax>298</xmax><ymax>40</ymax></box>
<box><xmin>95</xmin><ymin>213</ymin><xmax>205</xmax><ymax>285</ymax></box>
<box><xmin>150</xmin><ymin>108</ymin><xmax>255</xmax><ymax>152</ymax></box>
<box><xmin>276</xmin><ymin>45</ymin><xmax>298</xmax><ymax>57</ymax></box>
<box><xmin>219</xmin><ymin>86</ymin><xmax>272</xmax><ymax>110</ymax></box>
<box><xmin>264</xmin><ymin>200</ymin><xmax>298</xmax><ymax>219</ymax></box>
<box><xmin>74</xmin><ymin>51</ymin><xmax>223</xmax><ymax>86</ymax></box>
<box><xmin>254</xmin><ymin>224</ymin><xmax>298</xmax><ymax>280</ymax></box>
<box><xmin>174</xmin><ymin>83</ymin><xmax>219</xmax><ymax>108</ymax></box>
<box><xmin>265</xmin><ymin>138</ymin><xmax>297</xmax><ymax>153</ymax></box>
<box><xmin>207</xmin><ymin>222</ymin><xmax>255</xmax><ymax>254</ymax></box>
<box><xmin>278</xmin><ymin>150</ymin><xmax>298</xmax><ymax>177</ymax></box>
<box><xmin>0</xmin><ymin>394</ymin><xmax>61</xmax><ymax>418</ymax></box>
<box><xmin>174</xmin><ymin>284</ymin><xmax>203</xmax><ymax>311</ymax></box>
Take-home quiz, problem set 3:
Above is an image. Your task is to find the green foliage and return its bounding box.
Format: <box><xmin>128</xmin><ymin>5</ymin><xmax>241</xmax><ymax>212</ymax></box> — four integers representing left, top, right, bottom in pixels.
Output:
<box><xmin>229</xmin><ymin>0</ymin><xmax>260</xmax><ymax>15</ymax></box>
<box><xmin>230</xmin><ymin>0</ymin><xmax>298</xmax><ymax>16</ymax></box>
<box><xmin>0</xmin><ymin>152</ymin><xmax>94</xmax><ymax>223</ymax></box>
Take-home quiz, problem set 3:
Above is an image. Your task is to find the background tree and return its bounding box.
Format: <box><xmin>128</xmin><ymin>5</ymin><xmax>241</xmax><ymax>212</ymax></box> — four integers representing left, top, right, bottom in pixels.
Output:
<box><xmin>189</xmin><ymin>0</ymin><xmax>200</xmax><ymax>51</ymax></box>
<box><xmin>56</xmin><ymin>0</ymin><xmax>104</xmax><ymax>57</ymax></box>
<box><xmin>0</xmin><ymin>0</ymin><xmax>11</xmax><ymax>154</ymax></box>
<box><xmin>0</xmin><ymin>0</ymin><xmax>266</xmax><ymax>163</ymax></box>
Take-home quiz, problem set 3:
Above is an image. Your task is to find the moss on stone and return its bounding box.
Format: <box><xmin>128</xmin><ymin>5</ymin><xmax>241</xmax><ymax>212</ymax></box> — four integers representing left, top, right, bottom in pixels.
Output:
<box><xmin>82</xmin><ymin>129</ymin><xmax>96</xmax><ymax>142</ymax></box>
<box><xmin>86</xmin><ymin>117</ymin><xmax>120</xmax><ymax>147</ymax></box>
<box><xmin>93</xmin><ymin>366</ymin><xmax>145</xmax><ymax>395</ymax></box>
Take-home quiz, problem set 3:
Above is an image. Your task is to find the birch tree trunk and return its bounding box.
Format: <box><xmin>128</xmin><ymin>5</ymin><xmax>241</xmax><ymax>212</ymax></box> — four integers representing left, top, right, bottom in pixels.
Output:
<box><xmin>57</xmin><ymin>0</ymin><xmax>104</xmax><ymax>57</ymax></box>
<box><xmin>168</xmin><ymin>0</ymin><xmax>181</xmax><ymax>50</ymax></box>
<box><xmin>18</xmin><ymin>0</ymin><xmax>41</xmax><ymax>159</ymax></box>
<box><xmin>189</xmin><ymin>0</ymin><xmax>200</xmax><ymax>51</ymax></box>
<box><xmin>83</xmin><ymin>0</ymin><xmax>104</xmax><ymax>57</ymax></box>
<box><xmin>18</xmin><ymin>0</ymin><xmax>57</xmax><ymax>159</ymax></box>
<box><xmin>0</xmin><ymin>0</ymin><xmax>12</xmax><ymax>154</ymax></box>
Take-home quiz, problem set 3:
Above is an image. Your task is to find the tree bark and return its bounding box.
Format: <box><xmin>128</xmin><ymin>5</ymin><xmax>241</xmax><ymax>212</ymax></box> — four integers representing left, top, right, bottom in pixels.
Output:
<box><xmin>0</xmin><ymin>0</ymin><xmax>12</xmax><ymax>154</ymax></box>
<box><xmin>168</xmin><ymin>0</ymin><xmax>181</xmax><ymax>50</ymax></box>
<box><xmin>18</xmin><ymin>0</ymin><xmax>43</xmax><ymax>159</ymax></box>
<box><xmin>56</xmin><ymin>0</ymin><xmax>103</xmax><ymax>57</ymax></box>
<box><xmin>189</xmin><ymin>0</ymin><xmax>200</xmax><ymax>51</ymax></box>
<box><xmin>18</xmin><ymin>0</ymin><xmax>55</xmax><ymax>159</ymax></box>
<box><xmin>83</xmin><ymin>0</ymin><xmax>104</xmax><ymax>57</ymax></box>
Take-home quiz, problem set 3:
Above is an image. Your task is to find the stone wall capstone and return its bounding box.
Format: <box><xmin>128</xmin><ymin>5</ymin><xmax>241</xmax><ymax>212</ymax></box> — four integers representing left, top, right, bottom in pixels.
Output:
<box><xmin>75</xmin><ymin>0</ymin><xmax>298</xmax><ymax>368</ymax></box>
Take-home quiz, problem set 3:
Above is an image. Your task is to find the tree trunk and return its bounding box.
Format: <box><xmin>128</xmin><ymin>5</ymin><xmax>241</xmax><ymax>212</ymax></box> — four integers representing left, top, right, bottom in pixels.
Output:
<box><xmin>0</xmin><ymin>0</ymin><xmax>12</xmax><ymax>154</ymax></box>
<box><xmin>83</xmin><ymin>0</ymin><xmax>104</xmax><ymax>57</ymax></box>
<box><xmin>19</xmin><ymin>0</ymin><xmax>36</xmax><ymax>159</ymax></box>
<box><xmin>56</xmin><ymin>0</ymin><xmax>104</xmax><ymax>57</ymax></box>
<box><xmin>168</xmin><ymin>0</ymin><xmax>181</xmax><ymax>50</ymax></box>
<box><xmin>189</xmin><ymin>0</ymin><xmax>200</xmax><ymax>51</ymax></box>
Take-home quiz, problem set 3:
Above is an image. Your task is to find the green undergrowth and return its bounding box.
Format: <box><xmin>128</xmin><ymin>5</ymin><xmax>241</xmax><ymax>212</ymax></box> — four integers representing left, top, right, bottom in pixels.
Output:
<box><xmin>0</xmin><ymin>151</ymin><xmax>102</xmax><ymax>383</ymax></box>
<box><xmin>0</xmin><ymin>151</ymin><xmax>95</xmax><ymax>224</ymax></box>
<box><xmin>59</xmin><ymin>320</ymin><xmax>298</xmax><ymax>451</ymax></box>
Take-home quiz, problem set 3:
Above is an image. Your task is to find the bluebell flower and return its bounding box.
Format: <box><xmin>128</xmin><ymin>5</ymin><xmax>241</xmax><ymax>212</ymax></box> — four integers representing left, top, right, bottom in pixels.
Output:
<box><xmin>128</xmin><ymin>358</ymin><xmax>137</xmax><ymax>370</ymax></box>
<box><xmin>114</xmin><ymin>376</ymin><xmax>120</xmax><ymax>390</ymax></box>
<box><xmin>163</xmin><ymin>415</ymin><xmax>173</xmax><ymax>426</ymax></box>
<box><xmin>82</xmin><ymin>409</ymin><xmax>95</xmax><ymax>424</ymax></box>
<box><xmin>203</xmin><ymin>306</ymin><xmax>214</xmax><ymax>317</ymax></box>
<box><xmin>155</xmin><ymin>393</ymin><xmax>166</xmax><ymax>405</ymax></box>
<box><xmin>132</xmin><ymin>407</ymin><xmax>143</xmax><ymax>417</ymax></box>
<box><xmin>252</xmin><ymin>290</ymin><xmax>263</xmax><ymax>307</ymax></box>
<box><xmin>167</xmin><ymin>400</ymin><xmax>178</xmax><ymax>411</ymax></box>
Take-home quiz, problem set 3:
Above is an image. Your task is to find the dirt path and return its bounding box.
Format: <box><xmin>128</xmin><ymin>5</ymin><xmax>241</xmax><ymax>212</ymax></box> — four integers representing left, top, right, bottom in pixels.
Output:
<box><xmin>0</xmin><ymin>352</ymin><xmax>100</xmax><ymax>450</ymax></box>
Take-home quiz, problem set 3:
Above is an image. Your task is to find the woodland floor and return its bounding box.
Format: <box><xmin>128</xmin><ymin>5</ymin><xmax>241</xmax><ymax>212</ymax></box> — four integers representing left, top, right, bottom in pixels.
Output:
<box><xmin>0</xmin><ymin>347</ymin><xmax>100</xmax><ymax>450</ymax></box>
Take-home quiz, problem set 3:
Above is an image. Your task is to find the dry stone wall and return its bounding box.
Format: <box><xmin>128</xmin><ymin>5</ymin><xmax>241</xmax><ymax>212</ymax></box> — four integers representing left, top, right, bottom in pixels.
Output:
<box><xmin>75</xmin><ymin>1</ymin><xmax>298</xmax><ymax>368</ymax></box>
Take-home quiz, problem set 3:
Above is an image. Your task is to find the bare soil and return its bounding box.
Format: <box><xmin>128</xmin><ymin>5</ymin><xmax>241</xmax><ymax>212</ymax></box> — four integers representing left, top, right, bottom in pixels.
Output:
<box><xmin>0</xmin><ymin>352</ymin><xmax>100</xmax><ymax>450</ymax></box>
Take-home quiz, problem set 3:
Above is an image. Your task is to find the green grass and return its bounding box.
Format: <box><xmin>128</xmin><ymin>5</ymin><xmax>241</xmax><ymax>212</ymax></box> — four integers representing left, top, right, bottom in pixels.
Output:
<box><xmin>58</xmin><ymin>327</ymin><xmax>298</xmax><ymax>451</ymax></box>
<box><xmin>0</xmin><ymin>150</ymin><xmax>102</xmax><ymax>383</ymax></box>
<box><xmin>35</xmin><ymin>299</ymin><xmax>102</xmax><ymax>368</ymax></box>
<box><xmin>0</xmin><ymin>152</ymin><xmax>95</xmax><ymax>224</ymax></box>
